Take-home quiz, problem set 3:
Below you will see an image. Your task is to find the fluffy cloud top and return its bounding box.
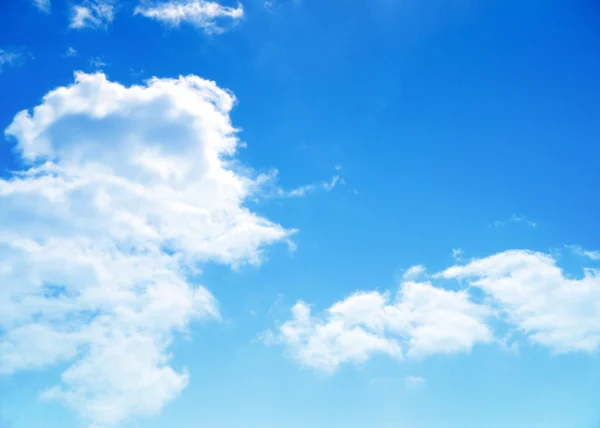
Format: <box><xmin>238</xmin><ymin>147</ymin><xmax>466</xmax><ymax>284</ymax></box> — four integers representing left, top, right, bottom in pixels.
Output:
<box><xmin>1</xmin><ymin>72</ymin><xmax>292</xmax><ymax>426</ymax></box>
<box><xmin>135</xmin><ymin>0</ymin><xmax>244</xmax><ymax>34</ymax></box>
<box><xmin>270</xmin><ymin>248</ymin><xmax>600</xmax><ymax>373</ymax></box>
<box><xmin>70</xmin><ymin>0</ymin><xmax>114</xmax><ymax>29</ymax></box>
<box><xmin>269</xmin><ymin>282</ymin><xmax>493</xmax><ymax>373</ymax></box>
<box><xmin>441</xmin><ymin>250</ymin><xmax>600</xmax><ymax>353</ymax></box>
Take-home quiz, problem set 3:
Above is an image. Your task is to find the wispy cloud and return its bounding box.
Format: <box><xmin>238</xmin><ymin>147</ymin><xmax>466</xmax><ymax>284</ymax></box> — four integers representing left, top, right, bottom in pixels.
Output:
<box><xmin>89</xmin><ymin>56</ymin><xmax>108</xmax><ymax>69</ymax></box>
<box><xmin>135</xmin><ymin>0</ymin><xmax>244</xmax><ymax>35</ymax></box>
<box><xmin>65</xmin><ymin>47</ymin><xmax>78</xmax><ymax>57</ymax></box>
<box><xmin>566</xmin><ymin>244</ymin><xmax>600</xmax><ymax>261</ymax></box>
<box><xmin>32</xmin><ymin>0</ymin><xmax>51</xmax><ymax>13</ymax></box>
<box><xmin>286</xmin><ymin>174</ymin><xmax>343</xmax><ymax>197</ymax></box>
<box><xmin>0</xmin><ymin>50</ymin><xmax>27</xmax><ymax>73</ymax></box>
<box><xmin>70</xmin><ymin>0</ymin><xmax>114</xmax><ymax>29</ymax></box>
<box><xmin>491</xmin><ymin>214</ymin><xmax>537</xmax><ymax>228</ymax></box>
<box><xmin>452</xmin><ymin>248</ymin><xmax>464</xmax><ymax>261</ymax></box>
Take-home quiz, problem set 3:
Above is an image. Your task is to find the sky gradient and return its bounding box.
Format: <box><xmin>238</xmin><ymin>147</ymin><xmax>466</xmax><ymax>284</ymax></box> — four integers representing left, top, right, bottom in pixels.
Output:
<box><xmin>1</xmin><ymin>0</ymin><xmax>599</xmax><ymax>427</ymax></box>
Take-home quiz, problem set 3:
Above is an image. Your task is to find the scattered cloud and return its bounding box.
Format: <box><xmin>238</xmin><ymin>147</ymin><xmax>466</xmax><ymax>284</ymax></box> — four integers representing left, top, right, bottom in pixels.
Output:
<box><xmin>66</xmin><ymin>47</ymin><xmax>78</xmax><ymax>57</ymax></box>
<box><xmin>0</xmin><ymin>50</ymin><xmax>24</xmax><ymax>73</ymax></box>
<box><xmin>135</xmin><ymin>0</ymin><xmax>244</xmax><ymax>35</ymax></box>
<box><xmin>492</xmin><ymin>214</ymin><xmax>537</xmax><ymax>228</ymax></box>
<box><xmin>286</xmin><ymin>174</ymin><xmax>343</xmax><ymax>197</ymax></box>
<box><xmin>268</xmin><ymin>248</ymin><xmax>600</xmax><ymax>373</ymax></box>
<box><xmin>452</xmin><ymin>248</ymin><xmax>463</xmax><ymax>261</ymax></box>
<box><xmin>89</xmin><ymin>56</ymin><xmax>108</xmax><ymax>69</ymax></box>
<box><xmin>404</xmin><ymin>375</ymin><xmax>426</xmax><ymax>389</ymax></box>
<box><xmin>266</xmin><ymin>283</ymin><xmax>493</xmax><ymax>373</ymax></box>
<box><xmin>70</xmin><ymin>0</ymin><xmax>114</xmax><ymax>29</ymax></box>
<box><xmin>567</xmin><ymin>244</ymin><xmax>600</xmax><ymax>261</ymax></box>
<box><xmin>1</xmin><ymin>72</ymin><xmax>293</xmax><ymax>425</ymax></box>
<box><xmin>32</xmin><ymin>0</ymin><xmax>51</xmax><ymax>13</ymax></box>
<box><xmin>441</xmin><ymin>249</ymin><xmax>600</xmax><ymax>353</ymax></box>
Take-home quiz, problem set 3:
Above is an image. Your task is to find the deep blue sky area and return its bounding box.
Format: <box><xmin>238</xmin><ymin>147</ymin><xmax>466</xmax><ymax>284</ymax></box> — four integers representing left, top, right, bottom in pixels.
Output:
<box><xmin>1</xmin><ymin>0</ymin><xmax>599</xmax><ymax>427</ymax></box>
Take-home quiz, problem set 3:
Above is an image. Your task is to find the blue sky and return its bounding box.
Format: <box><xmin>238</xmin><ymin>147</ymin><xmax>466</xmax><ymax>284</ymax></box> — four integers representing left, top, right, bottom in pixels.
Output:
<box><xmin>1</xmin><ymin>0</ymin><xmax>600</xmax><ymax>427</ymax></box>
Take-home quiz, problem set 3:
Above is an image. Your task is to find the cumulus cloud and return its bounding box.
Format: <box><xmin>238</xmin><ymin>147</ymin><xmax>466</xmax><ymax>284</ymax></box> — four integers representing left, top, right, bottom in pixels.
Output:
<box><xmin>267</xmin><ymin>282</ymin><xmax>493</xmax><ymax>373</ymax></box>
<box><xmin>70</xmin><ymin>0</ymin><xmax>114</xmax><ymax>29</ymax></box>
<box><xmin>135</xmin><ymin>0</ymin><xmax>244</xmax><ymax>34</ymax></box>
<box><xmin>269</xmin><ymin>248</ymin><xmax>600</xmax><ymax>373</ymax></box>
<box><xmin>441</xmin><ymin>250</ymin><xmax>600</xmax><ymax>353</ymax></box>
<box><xmin>1</xmin><ymin>72</ymin><xmax>293</xmax><ymax>425</ymax></box>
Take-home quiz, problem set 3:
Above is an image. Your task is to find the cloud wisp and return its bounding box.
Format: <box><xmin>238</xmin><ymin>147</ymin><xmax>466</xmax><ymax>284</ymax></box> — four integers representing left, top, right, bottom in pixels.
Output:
<box><xmin>32</xmin><ymin>0</ymin><xmax>51</xmax><ymax>13</ymax></box>
<box><xmin>0</xmin><ymin>50</ymin><xmax>26</xmax><ymax>73</ymax></box>
<box><xmin>135</xmin><ymin>0</ymin><xmax>244</xmax><ymax>34</ymax></box>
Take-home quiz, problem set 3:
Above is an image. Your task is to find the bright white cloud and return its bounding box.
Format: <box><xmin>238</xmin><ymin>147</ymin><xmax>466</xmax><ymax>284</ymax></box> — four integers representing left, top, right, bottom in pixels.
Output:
<box><xmin>441</xmin><ymin>250</ymin><xmax>600</xmax><ymax>353</ymax></box>
<box><xmin>270</xmin><ymin>248</ymin><xmax>600</xmax><ymax>373</ymax></box>
<box><xmin>268</xmin><ymin>282</ymin><xmax>493</xmax><ymax>373</ymax></box>
<box><xmin>32</xmin><ymin>0</ymin><xmax>51</xmax><ymax>13</ymax></box>
<box><xmin>135</xmin><ymin>0</ymin><xmax>244</xmax><ymax>34</ymax></box>
<box><xmin>1</xmin><ymin>72</ymin><xmax>293</xmax><ymax>425</ymax></box>
<box><xmin>70</xmin><ymin>0</ymin><xmax>114</xmax><ymax>29</ymax></box>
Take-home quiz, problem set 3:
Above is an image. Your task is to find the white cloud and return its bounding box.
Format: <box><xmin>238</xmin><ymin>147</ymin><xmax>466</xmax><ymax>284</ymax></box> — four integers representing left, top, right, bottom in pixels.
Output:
<box><xmin>267</xmin><ymin>282</ymin><xmax>493</xmax><ymax>373</ymax></box>
<box><xmin>402</xmin><ymin>264</ymin><xmax>425</xmax><ymax>280</ymax></box>
<box><xmin>70</xmin><ymin>0</ymin><xmax>114</xmax><ymax>29</ymax></box>
<box><xmin>1</xmin><ymin>72</ymin><xmax>293</xmax><ymax>425</ymax></box>
<box><xmin>66</xmin><ymin>47</ymin><xmax>78</xmax><ymax>57</ymax></box>
<box><xmin>32</xmin><ymin>0</ymin><xmax>51</xmax><ymax>13</ymax></box>
<box><xmin>404</xmin><ymin>375</ymin><xmax>426</xmax><ymax>389</ymax></box>
<box><xmin>135</xmin><ymin>0</ymin><xmax>244</xmax><ymax>35</ymax></box>
<box><xmin>287</xmin><ymin>174</ymin><xmax>342</xmax><ymax>197</ymax></box>
<box><xmin>269</xmin><ymin>248</ymin><xmax>600</xmax><ymax>373</ymax></box>
<box><xmin>567</xmin><ymin>244</ymin><xmax>600</xmax><ymax>261</ymax></box>
<box><xmin>441</xmin><ymin>250</ymin><xmax>600</xmax><ymax>353</ymax></box>
<box><xmin>452</xmin><ymin>248</ymin><xmax>463</xmax><ymax>261</ymax></box>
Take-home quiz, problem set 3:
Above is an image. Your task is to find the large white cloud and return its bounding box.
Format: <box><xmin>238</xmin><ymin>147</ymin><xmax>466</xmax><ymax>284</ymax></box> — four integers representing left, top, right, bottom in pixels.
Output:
<box><xmin>135</xmin><ymin>0</ymin><xmax>244</xmax><ymax>34</ymax></box>
<box><xmin>1</xmin><ymin>72</ymin><xmax>292</xmax><ymax>426</ymax></box>
<box><xmin>270</xmin><ymin>248</ymin><xmax>600</xmax><ymax>373</ymax></box>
